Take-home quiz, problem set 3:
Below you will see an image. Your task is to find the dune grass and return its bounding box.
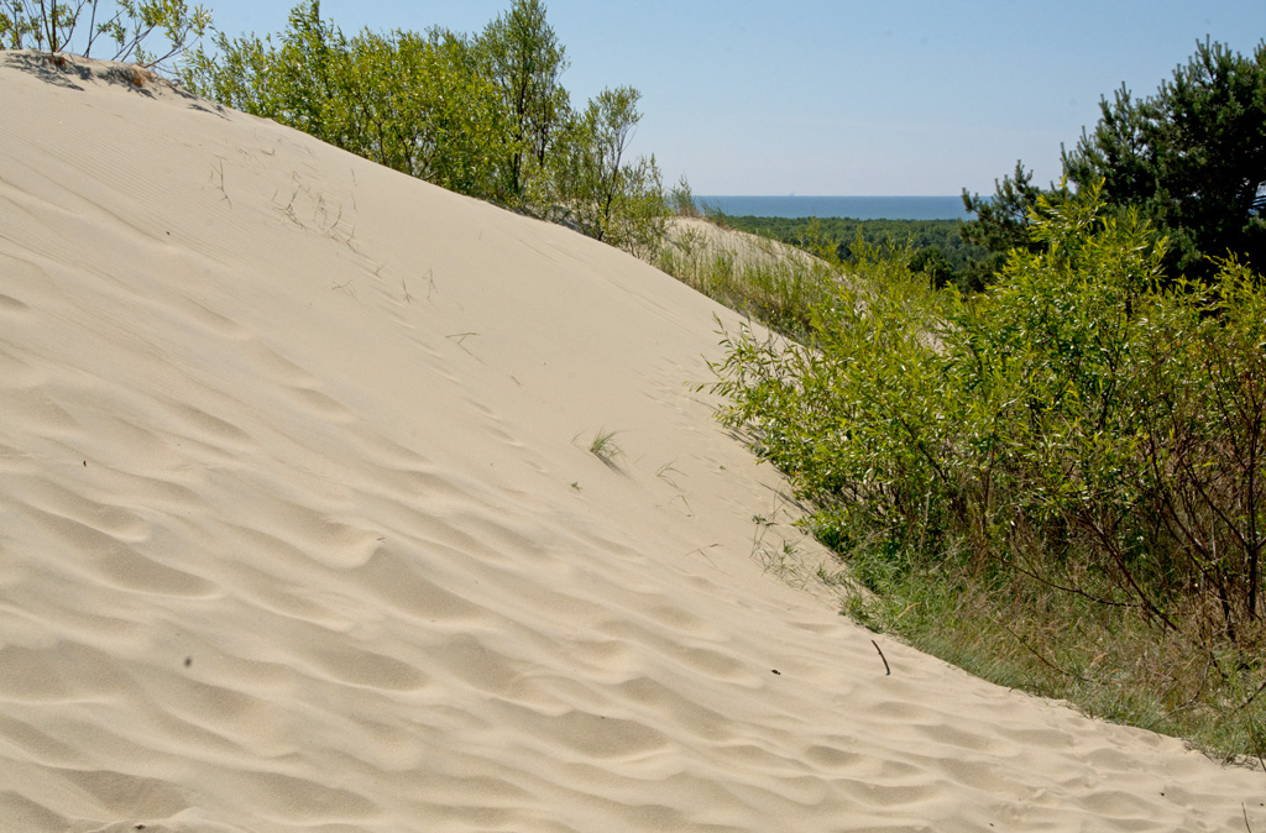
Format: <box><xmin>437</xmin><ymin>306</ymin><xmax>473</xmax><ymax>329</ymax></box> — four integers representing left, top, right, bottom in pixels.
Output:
<box><xmin>588</xmin><ymin>429</ymin><xmax>623</xmax><ymax>469</ymax></box>
<box><xmin>653</xmin><ymin>220</ymin><xmax>839</xmax><ymax>342</ymax></box>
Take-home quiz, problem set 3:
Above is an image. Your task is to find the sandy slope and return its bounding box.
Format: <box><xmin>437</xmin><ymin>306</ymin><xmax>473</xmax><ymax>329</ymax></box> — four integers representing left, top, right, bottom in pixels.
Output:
<box><xmin>0</xmin><ymin>52</ymin><xmax>1262</xmax><ymax>833</ymax></box>
<box><xmin>664</xmin><ymin>217</ymin><xmax>827</xmax><ymax>271</ymax></box>
<box><xmin>663</xmin><ymin>215</ymin><xmax>820</xmax><ymax>267</ymax></box>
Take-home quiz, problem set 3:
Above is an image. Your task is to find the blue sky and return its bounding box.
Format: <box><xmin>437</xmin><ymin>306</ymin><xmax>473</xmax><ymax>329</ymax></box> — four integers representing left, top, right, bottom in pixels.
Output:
<box><xmin>199</xmin><ymin>1</ymin><xmax>1265</xmax><ymax>196</ymax></box>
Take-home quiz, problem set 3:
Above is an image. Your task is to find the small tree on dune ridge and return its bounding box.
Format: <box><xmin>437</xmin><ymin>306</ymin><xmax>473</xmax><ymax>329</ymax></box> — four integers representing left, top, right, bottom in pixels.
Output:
<box><xmin>474</xmin><ymin>0</ymin><xmax>570</xmax><ymax>205</ymax></box>
<box><xmin>0</xmin><ymin>0</ymin><xmax>211</xmax><ymax>71</ymax></box>
<box><xmin>549</xmin><ymin>85</ymin><xmax>667</xmax><ymax>256</ymax></box>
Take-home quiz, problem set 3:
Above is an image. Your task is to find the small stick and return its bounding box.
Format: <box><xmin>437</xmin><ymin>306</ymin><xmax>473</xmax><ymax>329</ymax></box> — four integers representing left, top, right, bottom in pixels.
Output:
<box><xmin>1244</xmin><ymin>802</ymin><xmax>1255</xmax><ymax>833</ymax></box>
<box><xmin>1236</xmin><ymin>674</ymin><xmax>1266</xmax><ymax>711</ymax></box>
<box><xmin>445</xmin><ymin>332</ymin><xmax>479</xmax><ymax>357</ymax></box>
<box><xmin>212</xmin><ymin>159</ymin><xmax>232</xmax><ymax>207</ymax></box>
<box><xmin>871</xmin><ymin>639</ymin><xmax>891</xmax><ymax>676</ymax></box>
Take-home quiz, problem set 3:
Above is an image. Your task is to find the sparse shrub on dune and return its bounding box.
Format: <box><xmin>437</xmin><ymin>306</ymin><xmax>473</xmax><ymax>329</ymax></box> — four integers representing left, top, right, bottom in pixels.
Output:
<box><xmin>536</xmin><ymin>85</ymin><xmax>668</xmax><ymax>258</ymax></box>
<box><xmin>0</xmin><ymin>0</ymin><xmax>211</xmax><ymax>72</ymax></box>
<box><xmin>654</xmin><ymin>218</ymin><xmax>841</xmax><ymax>341</ymax></box>
<box><xmin>179</xmin><ymin>0</ymin><xmax>670</xmax><ymax>257</ymax></box>
<box><xmin>667</xmin><ymin>175</ymin><xmax>700</xmax><ymax>219</ymax></box>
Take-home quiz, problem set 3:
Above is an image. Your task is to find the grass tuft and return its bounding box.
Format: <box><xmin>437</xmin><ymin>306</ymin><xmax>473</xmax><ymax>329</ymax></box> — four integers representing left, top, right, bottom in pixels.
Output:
<box><xmin>588</xmin><ymin>429</ymin><xmax>623</xmax><ymax>469</ymax></box>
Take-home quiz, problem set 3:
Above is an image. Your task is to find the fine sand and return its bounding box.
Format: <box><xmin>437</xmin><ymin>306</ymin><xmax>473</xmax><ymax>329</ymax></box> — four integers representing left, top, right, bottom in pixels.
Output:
<box><xmin>1</xmin><ymin>52</ymin><xmax>1263</xmax><ymax>833</ymax></box>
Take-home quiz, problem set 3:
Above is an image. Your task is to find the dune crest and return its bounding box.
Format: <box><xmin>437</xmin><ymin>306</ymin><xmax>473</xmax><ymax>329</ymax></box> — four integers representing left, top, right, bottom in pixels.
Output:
<box><xmin>0</xmin><ymin>53</ymin><xmax>1262</xmax><ymax>832</ymax></box>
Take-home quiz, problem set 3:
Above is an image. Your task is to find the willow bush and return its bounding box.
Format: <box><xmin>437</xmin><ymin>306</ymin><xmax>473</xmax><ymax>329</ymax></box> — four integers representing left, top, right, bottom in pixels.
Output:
<box><xmin>712</xmin><ymin>185</ymin><xmax>1266</xmax><ymax>756</ymax></box>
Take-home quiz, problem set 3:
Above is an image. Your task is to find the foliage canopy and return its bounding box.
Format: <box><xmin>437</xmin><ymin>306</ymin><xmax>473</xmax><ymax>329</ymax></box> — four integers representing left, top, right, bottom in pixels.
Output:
<box><xmin>964</xmin><ymin>39</ymin><xmax>1266</xmax><ymax>283</ymax></box>
<box><xmin>713</xmin><ymin>185</ymin><xmax>1266</xmax><ymax>757</ymax></box>
<box><xmin>476</xmin><ymin>0</ymin><xmax>568</xmax><ymax>205</ymax></box>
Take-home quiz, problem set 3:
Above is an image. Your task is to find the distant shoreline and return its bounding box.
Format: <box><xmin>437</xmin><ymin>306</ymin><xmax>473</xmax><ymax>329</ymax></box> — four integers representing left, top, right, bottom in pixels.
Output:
<box><xmin>695</xmin><ymin>195</ymin><xmax>970</xmax><ymax>221</ymax></box>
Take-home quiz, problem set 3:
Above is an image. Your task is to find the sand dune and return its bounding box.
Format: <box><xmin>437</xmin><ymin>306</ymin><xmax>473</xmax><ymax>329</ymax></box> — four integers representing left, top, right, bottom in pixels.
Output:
<box><xmin>0</xmin><ymin>52</ymin><xmax>1262</xmax><ymax>833</ymax></box>
<box><xmin>664</xmin><ymin>216</ymin><xmax>827</xmax><ymax>271</ymax></box>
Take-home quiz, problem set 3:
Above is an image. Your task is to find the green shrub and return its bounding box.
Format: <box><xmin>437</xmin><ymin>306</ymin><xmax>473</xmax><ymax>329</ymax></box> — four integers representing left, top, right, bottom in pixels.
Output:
<box><xmin>181</xmin><ymin>1</ymin><xmax>669</xmax><ymax>255</ymax></box>
<box><xmin>541</xmin><ymin>86</ymin><xmax>667</xmax><ymax>257</ymax></box>
<box><xmin>712</xmin><ymin>182</ymin><xmax>1266</xmax><ymax>758</ymax></box>
<box><xmin>712</xmin><ymin>239</ymin><xmax>962</xmax><ymax>578</ymax></box>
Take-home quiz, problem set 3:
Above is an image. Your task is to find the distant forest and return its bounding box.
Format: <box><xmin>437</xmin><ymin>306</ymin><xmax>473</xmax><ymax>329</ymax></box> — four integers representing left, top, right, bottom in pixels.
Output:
<box><xmin>709</xmin><ymin>214</ymin><xmax>989</xmax><ymax>291</ymax></box>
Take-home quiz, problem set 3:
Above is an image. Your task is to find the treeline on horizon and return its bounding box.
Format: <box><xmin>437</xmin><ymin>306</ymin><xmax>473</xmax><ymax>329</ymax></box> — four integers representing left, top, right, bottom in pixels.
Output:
<box><xmin>708</xmin><ymin>214</ymin><xmax>988</xmax><ymax>291</ymax></box>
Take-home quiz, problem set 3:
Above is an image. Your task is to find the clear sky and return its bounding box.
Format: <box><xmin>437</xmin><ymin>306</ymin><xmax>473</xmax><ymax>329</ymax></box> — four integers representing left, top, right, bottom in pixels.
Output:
<box><xmin>198</xmin><ymin>1</ymin><xmax>1265</xmax><ymax>196</ymax></box>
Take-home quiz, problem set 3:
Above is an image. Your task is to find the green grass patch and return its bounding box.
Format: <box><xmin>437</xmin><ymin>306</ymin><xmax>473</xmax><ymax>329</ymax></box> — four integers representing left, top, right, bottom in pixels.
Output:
<box><xmin>843</xmin><ymin>557</ymin><xmax>1266</xmax><ymax>763</ymax></box>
